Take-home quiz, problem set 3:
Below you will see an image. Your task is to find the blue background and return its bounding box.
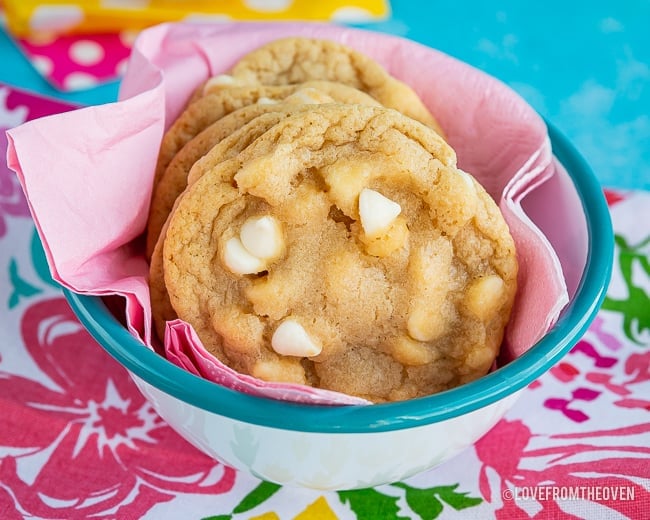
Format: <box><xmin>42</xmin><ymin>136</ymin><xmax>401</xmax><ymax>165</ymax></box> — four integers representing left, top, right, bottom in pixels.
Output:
<box><xmin>1</xmin><ymin>1</ymin><xmax>648</xmax><ymax>190</ymax></box>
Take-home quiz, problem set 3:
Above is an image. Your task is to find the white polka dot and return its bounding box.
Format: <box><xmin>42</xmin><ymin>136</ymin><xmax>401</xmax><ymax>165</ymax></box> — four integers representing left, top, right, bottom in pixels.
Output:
<box><xmin>63</xmin><ymin>72</ymin><xmax>98</xmax><ymax>91</ymax></box>
<box><xmin>69</xmin><ymin>40</ymin><xmax>105</xmax><ymax>66</ymax></box>
<box><xmin>243</xmin><ymin>0</ymin><xmax>293</xmax><ymax>12</ymax></box>
<box><xmin>30</xmin><ymin>5</ymin><xmax>84</xmax><ymax>33</ymax></box>
<box><xmin>331</xmin><ymin>7</ymin><xmax>376</xmax><ymax>22</ymax></box>
<box><xmin>115</xmin><ymin>58</ymin><xmax>129</xmax><ymax>77</ymax></box>
<box><xmin>31</xmin><ymin>55</ymin><xmax>54</xmax><ymax>76</ymax></box>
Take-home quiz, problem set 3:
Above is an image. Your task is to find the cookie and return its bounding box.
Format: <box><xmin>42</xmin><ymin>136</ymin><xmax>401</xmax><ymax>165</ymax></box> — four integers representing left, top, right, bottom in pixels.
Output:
<box><xmin>161</xmin><ymin>104</ymin><xmax>517</xmax><ymax>402</ymax></box>
<box><xmin>146</xmin><ymin>84</ymin><xmax>380</xmax><ymax>258</ymax></box>
<box><xmin>152</xmin><ymin>80</ymin><xmax>383</xmax><ymax>196</ymax></box>
<box><xmin>150</xmin><ymin>100</ymin><xmax>381</xmax><ymax>342</ymax></box>
<box><xmin>204</xmin><ymin>37</ymin><xmax>444</xmax><ymax>137</ymax></box>
<box><xmin>149</xmin><ymin>113</ymin><xmax>286</xmax><ymax>344</ymax></box>
<box><xmin>150</xmin><ymin>103</ymin><xmax>375</xmax><ymax>342</ymax></box>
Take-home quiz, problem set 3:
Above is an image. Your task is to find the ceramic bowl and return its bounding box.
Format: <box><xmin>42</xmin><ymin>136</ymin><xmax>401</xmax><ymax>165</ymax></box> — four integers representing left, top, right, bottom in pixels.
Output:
<box><xmin>64</xmin><ymin>122</ymin><xmax>613</xmax><ymax>490</ymax></box>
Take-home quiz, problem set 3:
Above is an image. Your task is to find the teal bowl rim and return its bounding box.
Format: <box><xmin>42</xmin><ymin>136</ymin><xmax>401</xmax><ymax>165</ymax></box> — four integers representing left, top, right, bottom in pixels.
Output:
<box><xmin>63</xmin><ymin>121</ymin><xmax>613</xmax><ymax>434</ymax></box>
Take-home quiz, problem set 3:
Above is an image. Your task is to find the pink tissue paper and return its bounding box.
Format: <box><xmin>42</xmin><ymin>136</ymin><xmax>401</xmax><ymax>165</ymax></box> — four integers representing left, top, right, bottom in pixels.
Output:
<box><xmin>6</xmin><ymin>22</ymin><xmax>584</xmax><ymax>405</ymax></box>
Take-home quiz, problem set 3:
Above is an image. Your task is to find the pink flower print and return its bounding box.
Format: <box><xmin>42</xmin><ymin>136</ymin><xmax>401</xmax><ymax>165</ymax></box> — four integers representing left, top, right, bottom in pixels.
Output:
<box><xmin>614</xmin><ymin>398</ymin><xmax>650</xmax><ymax>410</ymax></box>
<box><xmin>476</xmin><ymin>419</ymin><xmax>650</xmax><ymax>519</ymax></box>
<box><xmin>0</xmin><ymin>86</ymin><xmax>31</xmax><ymax>236</ymax></box>
<box><xmin>562</xmin><ymin>350</ymin><xmax>650</xmax><ymax>412</ymax></box>
<box><xmin>0</xmin><ymin>298</ymin><xmax>236</xmax><ymax>519</ymax></box>
<box><xmin>0</xmin><ymin>484</ymin><xmax>23</xmax><ymax>520</ymax></box>
<box><xmin>475</xmin><ymin>420</ymin><xmax>542</xmax><ymax>519</ymax></box>
<box><xmin>544</xmin><ymin>387</ymin><xmax>601</xmax><ymax>422</ymax></box>
<box><xmin>624</xmin><ymin>351</ymin><xmax>650</xmax><ymax>385</ymax></box>
<box><xmin>606</xmin><ymin>350</ymin><xmax>650</xmax><ymax>411</ymax></box>
<box><xmin>570</xmin><ymin>340</ymin><xmax>617</xmax><ymax>368</ymax></box>
<box><xmin>603</xmin><ymin>189</ymin><xmax>625</xmax><ymax>207</ymax></box>
<box><xmin>476</xmin><ymin>420</ymin><xmax>532</xmax><ymax>494</ymax></box>
<box><xmin>589</xmin><ymin>316</ymin><xmax>624</xmax><ymax>352</ymax></box>
<box><xmin>550</xmin><ymin>361</ymin><xmax>580</xmax><ymax>383</ymax></box>
<box><xmin>527</xmin><ymin>379</ymin><xmax>542</xmax><ymax>389</ymax></box>
<box><xmin>0</xmin><ymin>134</ymin><xmax>30</xmax><ymax>237</ymax></box>
<box><xmin>585</xmin><ymin>372</ymin><xmax>630</xmax><ymax>396</ymax></box>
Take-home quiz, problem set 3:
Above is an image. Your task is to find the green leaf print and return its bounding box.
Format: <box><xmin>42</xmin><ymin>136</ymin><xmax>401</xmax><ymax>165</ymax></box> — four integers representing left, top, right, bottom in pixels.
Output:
<box><xmin>434</xmin><ymin>484</ymin><xmax>483</xmax><ymax>510</ymax></box>
<box><xmin>338</xmin><ymin>488</ymin><xmax>409</xmax><ymax>520</ymax></box>
<box><xmin>392</xmin><ymin>482</ymin><xmax>482</xmax><ymax>520</ymax></box>
<box><xmin>601</xmin><ymin>234</ymin><xmax>650</xmax><ymax>345</ymax></box>
<box><xmin>232</xmin><ymin>481</ymin><xmax>282</xmax><ymax>514</ymax></box>
<box><xmin>8</xmin><ymin>257</ymin><xmax>40</xmax><ymax>308</ymax></box>
<box><xmin>6</xmin><ymin>229</ymin><xmax>61</xmax><ymax>309</ymax></box>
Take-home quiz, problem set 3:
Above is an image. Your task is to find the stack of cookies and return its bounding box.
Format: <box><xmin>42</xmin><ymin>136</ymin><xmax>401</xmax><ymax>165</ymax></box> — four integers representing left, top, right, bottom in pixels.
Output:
<box><xmin>147</xmin><ymin>37</ymin><xmax>518</xmax><ymax>402</ymax></box>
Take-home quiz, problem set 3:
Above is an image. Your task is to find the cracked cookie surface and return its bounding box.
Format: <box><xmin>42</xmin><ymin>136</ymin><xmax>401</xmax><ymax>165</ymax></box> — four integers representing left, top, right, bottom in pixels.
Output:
<box><xmin>146</xmin><ymin>82</ymin><xmax>379</xmax><ymax>257</ymax></box>
<box><xmin>151</xmin><ymin>80</ymin><xmax>381</xmax><ymax>197</ymax></box>
<box><xmin>204</xmin><ymin>37</ymin><xmax>444</xmax><ymax>137</ymax></box>
<box><xmin>150</xmin><ymin>102</ymin><xmax>380</xmax><ymax>343</ymax></box>
<box><xmin>161</xmin><ymin>104</ymin><xmax>517</xmax><ymax>402</ymax></box>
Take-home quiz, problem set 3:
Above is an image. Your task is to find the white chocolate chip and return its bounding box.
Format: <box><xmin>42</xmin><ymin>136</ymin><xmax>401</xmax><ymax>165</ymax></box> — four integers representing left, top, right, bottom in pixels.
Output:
<box><xmin>203</xmin><ymin>74</ymin><xmax>239</xmax><ymax>94</ymax></box>
<box><xmin>359</xmin><ymin>188</ymin><xmax>402</xmax><ymax>237</ymax></box>
<box><xmin>271</xmin><ymin>319</ymin><xmax>322</xmax><ymax>357</ymax></box>
<box><xmin>208</xmin><ymin>74</ymin><xmax>237</xmax><ymax>85</ymax></box>
<box><xmin>407</xmin><ymin>306</ymin><xmax>446</xmax><ymax>342</ymax></box>
<box><xmin>257</xmin><ymin>96</ymin><xmax>278</xmax><ymax>105</ymax></box>
<box><xmin>284</xmin><ymin>88</ymin><xmax>333</xmax><ymax>105</ymax></box>
<box><xmin>222</xmin><ymin>237</ymin><xmax>266</xmax><ymax>275</ymax></box>
<box><xmin>391</xmin><ymin>335</ymin><xmax>437</xmax><ymax>366</ymax></box>
<box><xmin>465</xmin><ymin>275</ymin><xmax>505</xmax><ymax>320</ymax></box>
<box><xmin>457</xmin><ymin>169</ymin><xmax>476</xmax><ymax>192</ymax></box>
<box><xmin>240</xmin><ymin>216</ymin><xmax>284</xmax><ymax>260</ymax></box>
<box><xmin>360</xmin><ymin>216</ymin><xmax>408</xmax><ymax>257</ymax></box>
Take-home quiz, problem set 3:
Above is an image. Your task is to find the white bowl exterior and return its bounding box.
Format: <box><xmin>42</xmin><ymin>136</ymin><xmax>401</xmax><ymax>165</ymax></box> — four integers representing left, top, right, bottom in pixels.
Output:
<box><xmin>130</xmin><ymin>372</ymin><xmax>523</xmax><ymax>490</ymax></box>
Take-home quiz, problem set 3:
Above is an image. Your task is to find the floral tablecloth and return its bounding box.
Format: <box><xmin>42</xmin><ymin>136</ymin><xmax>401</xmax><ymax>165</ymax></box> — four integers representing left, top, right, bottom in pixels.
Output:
<box><xmin>1</xmin><ymin>82</ymin><xmax>649</xmax><ymax>520</ymax></box>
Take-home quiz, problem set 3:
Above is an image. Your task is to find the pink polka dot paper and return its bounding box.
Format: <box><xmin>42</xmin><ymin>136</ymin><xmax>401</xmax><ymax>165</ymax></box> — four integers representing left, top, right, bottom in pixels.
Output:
<box><xmin>17</xmin><ymin>32</ymin><xmax>133</xmax><ymax>91</ymax></box>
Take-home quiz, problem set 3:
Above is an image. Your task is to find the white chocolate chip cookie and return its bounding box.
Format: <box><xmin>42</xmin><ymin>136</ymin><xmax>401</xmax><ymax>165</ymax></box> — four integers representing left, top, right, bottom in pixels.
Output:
<box><xmin>206</xmin><ymin>36</ymin><xmax>444</xmax><ymax>136</ymax></box>
<box><xmin>161</xmin><ymin>104</ymin><xmax>517</xmax><ymax>401</ymax></box>
<box><xmin>146</xmin><ymin>82</ymin><xmax>380</xmax><ymax>258</ymax></box>
<box><xmin>151</xmin><ymin>80</ymin><xmax>383</xmax><ymax>202</ymax></box>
